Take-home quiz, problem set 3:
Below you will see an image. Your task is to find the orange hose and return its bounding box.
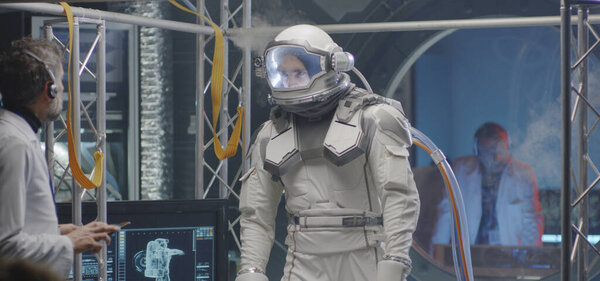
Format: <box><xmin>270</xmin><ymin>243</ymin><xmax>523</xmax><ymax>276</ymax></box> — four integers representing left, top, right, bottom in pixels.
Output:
<box><xmin>413</xmin><ymin>140</ymin><xmax>471</xmax><ymax>281</ymax></box>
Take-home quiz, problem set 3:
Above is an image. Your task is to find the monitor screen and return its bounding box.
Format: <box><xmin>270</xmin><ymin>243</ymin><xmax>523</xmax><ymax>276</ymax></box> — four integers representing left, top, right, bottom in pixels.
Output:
<box><xmin>56</xmin><ymin>199</ymin><xmax>228</xmax><ymax>281</ymax></box>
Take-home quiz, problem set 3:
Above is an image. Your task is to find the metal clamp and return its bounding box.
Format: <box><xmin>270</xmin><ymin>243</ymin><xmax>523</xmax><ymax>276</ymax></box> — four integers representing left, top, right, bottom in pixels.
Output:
<box><xmin>237</xmin><ymin>267</ymin><xmax>265</xmax><ymax>276</ymax></box>
<box><xmin>383</xmin><ymin>254</ymin><xmax>412</xmax><ymax>269</ymax></box>
<box><xmin>430</xmin><ymin>148</ymin><xmax>446</xmax><ymax>165</ymax></box>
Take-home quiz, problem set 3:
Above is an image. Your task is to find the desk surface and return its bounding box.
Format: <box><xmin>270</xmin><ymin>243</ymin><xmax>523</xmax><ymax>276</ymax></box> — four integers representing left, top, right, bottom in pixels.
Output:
<box><xmin>432</xmin><ymin>244</ymin><xmax>560</xmax><ymax>279</ymax></box>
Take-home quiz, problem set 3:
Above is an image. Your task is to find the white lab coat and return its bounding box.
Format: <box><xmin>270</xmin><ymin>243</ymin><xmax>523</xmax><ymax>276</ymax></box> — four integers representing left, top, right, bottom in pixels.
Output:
<box><xmin>431</xmin><ymin>155</ymin><xmax>544</xmax><ymax>246</ymax></box>
<box><xmin>0</xmin><ymin>108</ymin><xmax>73</xmax><ymax>276</ymax></box>
<box><xmin>237</xmin><ymin>101</ymin><xmax>420</xmax><ymax>281</ymax></box>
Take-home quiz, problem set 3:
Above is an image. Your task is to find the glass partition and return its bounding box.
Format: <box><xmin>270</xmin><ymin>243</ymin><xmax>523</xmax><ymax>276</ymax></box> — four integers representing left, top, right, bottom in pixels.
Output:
<box><xmin>410</xmin><ymin>25</ymin><xmax>600</xmax><ymax>280</ymax></box>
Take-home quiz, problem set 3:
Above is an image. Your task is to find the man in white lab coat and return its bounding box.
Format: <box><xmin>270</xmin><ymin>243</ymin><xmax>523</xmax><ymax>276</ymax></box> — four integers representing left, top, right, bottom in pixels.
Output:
<box><xmin>432</xmin><ymin>122</ymin><xmax>544</xmax><ymax>247</ymax></box>
<box><xmin>0</xmin><ymin>37</ymin><xmax>120</xmax><ymax>277</ymax></box>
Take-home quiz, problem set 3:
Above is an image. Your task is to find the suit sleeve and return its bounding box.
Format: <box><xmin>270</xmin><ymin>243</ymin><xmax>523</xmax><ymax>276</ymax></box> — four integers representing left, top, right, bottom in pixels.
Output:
<box><xmin>367</xmin><ymin>126</ymin><xmax>420</xmax><ymax>260</ymax></box>
<box><xmin>0</xmin><ymin>137</ymin><xmax>73</xmax><ymax>276</ymax></box>
<box><xmin>363</xmin><ymin>104</ymin><xmax>420</xmax><ymax>280</ymax></box>
<box><xmin>237</xmin><ymin>123</ymin><xmax>284</xmax><ymax>272</ymax></box>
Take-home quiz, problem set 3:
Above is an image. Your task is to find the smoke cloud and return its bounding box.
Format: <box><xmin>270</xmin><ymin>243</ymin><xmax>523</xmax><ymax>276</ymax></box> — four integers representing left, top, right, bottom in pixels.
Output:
<box><xmin>229</xmin><ymin>0</ymin><xmax>315</xmax><ymax>55</ymax></box>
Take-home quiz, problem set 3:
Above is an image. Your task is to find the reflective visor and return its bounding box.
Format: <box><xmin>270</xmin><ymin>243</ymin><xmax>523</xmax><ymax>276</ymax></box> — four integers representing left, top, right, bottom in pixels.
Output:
<box><xmin>265</xmin><ymin>46</ymin><xmax>325</xmax><ymax>90</ymax></box>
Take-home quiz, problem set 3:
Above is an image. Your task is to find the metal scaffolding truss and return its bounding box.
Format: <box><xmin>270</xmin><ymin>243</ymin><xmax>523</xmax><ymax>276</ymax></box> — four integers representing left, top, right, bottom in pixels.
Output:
<box><xmin>195</xmin><ymin>0</ymin><xmax>251</xmax><ymax>201</ymax></box>
<box><xmin>44</xmin><ymin>20</ymin><xmax>113</xmax><ymax>201</ymax></box>
<box><xmin>2</xmin><ymin>1</ymin><xmax>600</xmax><ymax>280</ymax></box>
<box><xmin>561</xmin><ymin>1</ymin><xmax>600</xmax><ymax>280</ymax></box>
<box><xmin>193</xmin><ymin>0</ymin><xmax>253</xmax><ymax>255</ymax></box>
<box><xmin>41</xmin><ymin>17</ymin><xmax>109</xmax><ymax>281</ymax></box>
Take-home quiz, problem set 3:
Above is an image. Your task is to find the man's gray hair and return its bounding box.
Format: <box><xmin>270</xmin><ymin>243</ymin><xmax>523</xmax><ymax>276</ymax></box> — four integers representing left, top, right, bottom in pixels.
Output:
<box><xmin>0</xmin><ymin>37</ymin><xmax>63</xmax><ymax>108</ymax></box>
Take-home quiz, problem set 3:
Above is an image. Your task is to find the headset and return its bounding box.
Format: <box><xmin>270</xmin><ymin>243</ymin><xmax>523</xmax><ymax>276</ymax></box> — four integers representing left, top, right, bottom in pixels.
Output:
<box><xmin>21</xmin><ymin>49</ymin><xmax>58</xmax><ymax>99</ymax></box>
<box><xmin>473</xmin><ymin>123</ymin><xmax>512</xmax><ymax>156</ymax></box>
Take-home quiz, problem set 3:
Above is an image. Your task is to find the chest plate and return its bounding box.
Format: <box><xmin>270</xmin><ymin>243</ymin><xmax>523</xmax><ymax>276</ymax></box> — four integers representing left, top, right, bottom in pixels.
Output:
<box><xmin>264</xmin><ymin>89</ymin><xmax>381</xmax><ymax>176</ymax></box>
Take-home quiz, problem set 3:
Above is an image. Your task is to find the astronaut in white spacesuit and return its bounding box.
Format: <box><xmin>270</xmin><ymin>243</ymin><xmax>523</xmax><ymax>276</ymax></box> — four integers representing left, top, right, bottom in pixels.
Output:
<box><xmin>235</xmin><ymin>25</ymin><xmax>420</xmax><ymax>281</ymax></box>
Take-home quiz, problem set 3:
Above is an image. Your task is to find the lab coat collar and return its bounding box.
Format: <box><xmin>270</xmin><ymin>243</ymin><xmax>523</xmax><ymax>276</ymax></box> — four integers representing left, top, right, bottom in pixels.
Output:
<box><xmin>3</xmin><ymin>105</ymin><xmax>42</xmax><ymax>133</ymax></box>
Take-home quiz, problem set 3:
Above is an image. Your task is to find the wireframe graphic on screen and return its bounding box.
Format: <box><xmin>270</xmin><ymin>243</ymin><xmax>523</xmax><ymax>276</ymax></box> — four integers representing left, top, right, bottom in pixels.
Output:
<box><xmin>138</xmin><ymin>238</ymin><xmax>184</xmax><ymax>280</ymax></box>
<box><xmin>127</xmin><ymin>230</ymin><xmax>192</xmax><ymax>281</ymax></box>
<box><xmin>73</xmin><ymin>226</ymin><xmax>215</xmax><ymax>281</ymax></box>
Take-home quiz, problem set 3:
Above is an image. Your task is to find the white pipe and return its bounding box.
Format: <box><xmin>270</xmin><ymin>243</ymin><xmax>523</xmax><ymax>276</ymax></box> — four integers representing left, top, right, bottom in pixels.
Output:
<box><xmin>0</xmin><ymin>2</ymin><xmax>214</xmax><ymax>35</ymax></box>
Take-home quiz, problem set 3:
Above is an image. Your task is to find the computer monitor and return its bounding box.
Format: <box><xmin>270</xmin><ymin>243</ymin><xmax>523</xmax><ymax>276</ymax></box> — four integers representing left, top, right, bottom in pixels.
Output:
<box><xmin>56</xmin><ymin>199</ymin><xmax>228</xmax><ymax>281</ymax></box>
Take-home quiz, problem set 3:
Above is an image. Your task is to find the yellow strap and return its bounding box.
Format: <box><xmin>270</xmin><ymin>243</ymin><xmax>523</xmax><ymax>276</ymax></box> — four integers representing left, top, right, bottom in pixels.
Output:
<box><xmin>59</xmin><ymin>2</ymin><xmax>104</xmax><ymax>190</ymax></box>
<box><xmin>169</xmin><ymin>0</ymin><xmax>244</xmax><ymax>160</ymax></box>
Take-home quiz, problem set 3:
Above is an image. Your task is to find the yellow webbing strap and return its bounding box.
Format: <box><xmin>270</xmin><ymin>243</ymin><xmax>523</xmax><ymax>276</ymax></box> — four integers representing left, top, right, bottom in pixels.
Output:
<box><xmin>169</xmin><ymin>0</ymin><xmax>244</xmax><ymax>160</ymax></box>
<box><xmin>59</xmin><ymin>2</ymin><xmax>104</xmax><ymax>189</ymax></box>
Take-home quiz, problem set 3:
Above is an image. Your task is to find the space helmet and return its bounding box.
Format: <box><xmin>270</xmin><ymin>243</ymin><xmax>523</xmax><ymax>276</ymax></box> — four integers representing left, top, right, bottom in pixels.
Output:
<box><xmin>257</xmin><ymin>24</ymin><xmax>355</xmax><ymax>116</ymax></box>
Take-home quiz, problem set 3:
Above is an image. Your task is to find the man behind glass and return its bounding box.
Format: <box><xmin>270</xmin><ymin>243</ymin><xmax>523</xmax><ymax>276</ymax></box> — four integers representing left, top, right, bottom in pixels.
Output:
<box><xmin>432</xmin><ymin>122</ymin><xmax>544</xmax><ymax>247</ymax></box>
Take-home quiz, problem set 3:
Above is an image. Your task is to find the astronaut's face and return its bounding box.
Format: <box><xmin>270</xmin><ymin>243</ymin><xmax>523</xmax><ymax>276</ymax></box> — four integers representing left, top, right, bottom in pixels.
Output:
<box><xmin>279</xmin><ymin>55</ymin><xmax>310</xmax><ymax>88</ymax></box>
<box><xmin>476</xmin><ymin>137</ymin><xmax>509</xmax><ymax>173</ymax></box>
<box><xmin>264</xmin><ymin>45</ymin><xmax>324</xmax><ymax>91</ymax></box>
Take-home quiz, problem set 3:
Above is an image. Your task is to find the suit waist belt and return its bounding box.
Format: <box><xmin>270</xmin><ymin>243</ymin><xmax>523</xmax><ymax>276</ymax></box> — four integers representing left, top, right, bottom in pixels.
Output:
<box><xmin>290</xmin><ymin>215</ymin><xmax>383</xmax><ymax>228</ymax></box>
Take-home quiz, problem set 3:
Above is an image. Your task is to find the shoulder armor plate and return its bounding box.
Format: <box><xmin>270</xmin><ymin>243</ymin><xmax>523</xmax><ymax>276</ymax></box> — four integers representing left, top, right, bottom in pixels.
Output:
<box><xmin>264</xmin><ymin>115</ymin><xmax>301</xmax><ymax>176</ymax></box>
<box><xmin>323</xmin><ymin>88</ymin><xmax>383</xmax><ymax>166</ymax></box>
<box><xmin>336</xmin><ymin>88</ymin><xmax>386</xmax><ymax>123</ymax></box>
<box><xmin>367</xmin><ymin>104</ymin><xmax>412</xmax><ymax>147</ymax></box>
<box><xmin>323</xmin><ymin>110</ymin><xmax>365</xmax><ymax>166</ymax></box>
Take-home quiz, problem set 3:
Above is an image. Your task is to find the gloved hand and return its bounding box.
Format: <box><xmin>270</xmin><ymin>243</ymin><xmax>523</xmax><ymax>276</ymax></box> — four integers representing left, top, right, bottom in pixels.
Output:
<box><xmin>235</xmin><ymin>267</ymin><xmax>269</xmax><ymax>281</ymax></box>
<box><xmin>377</xmin><ymin>259</ymin><xmax>410</xmax><ymax>281</ymax></box>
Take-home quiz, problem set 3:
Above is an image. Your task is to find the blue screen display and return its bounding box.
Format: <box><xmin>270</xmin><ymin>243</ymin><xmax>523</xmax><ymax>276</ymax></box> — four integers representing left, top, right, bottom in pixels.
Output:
<box><xmin>57</xmin><ymin>200</ymin><xmax>227</xmax><ymax>281</ymax></box>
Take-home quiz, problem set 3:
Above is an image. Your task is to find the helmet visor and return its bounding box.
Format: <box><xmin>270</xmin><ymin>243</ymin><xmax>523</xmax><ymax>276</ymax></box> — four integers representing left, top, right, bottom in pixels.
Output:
<box><xmin>265</xmin><ymin>46</ymin><xmax>325</xmax><ymax>90</ymax></box>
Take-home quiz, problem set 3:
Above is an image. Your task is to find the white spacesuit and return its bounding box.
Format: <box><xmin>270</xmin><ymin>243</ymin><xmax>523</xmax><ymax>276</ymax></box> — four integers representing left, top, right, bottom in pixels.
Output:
<box><xmin>236</xmin><ymin>25</ymin><xmax>420</xmax><ymax>281</ymax></box>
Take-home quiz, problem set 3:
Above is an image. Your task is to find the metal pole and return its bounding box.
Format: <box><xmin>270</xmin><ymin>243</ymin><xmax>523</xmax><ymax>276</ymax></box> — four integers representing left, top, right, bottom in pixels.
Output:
<box><xmin>71</xmin><ymin>17</ymin><xmax>82</xmax><ymax>281</ymax></box>
<box><xmin>128</xmin><ymin>25</ymin><xmax>140</xmax><ymax>201</ymax></box>
<box><xmin>96</xmin><ymin>21</ymin><xmax>107</xmax><ymax>281</ymax></box>
<box><xmin>0</xmin><ymin>3</ymin><xmax>213</xmax><ymax>35</ymax></box>
<box><xmin>195</xmin><ymin>0</ymin><xmax>206</xmax><ymax>199</ymax></box>
<box><xmin>561</xmin><ymin>1</ymin><xmax>573</xmax><ymax>281</ymax></box>
<box><xmin>316</xmin><ymin>17</ymin><xmax>579</xmax><ymax>32</ymax></box>
<box><xmin>576</xmin><ymin>7</ymin><xmax>589</xmax><ymax>281</ymax></box>
<box><xmin>219</xmin><ymin>0</ymin><xmax>229</xmax><ymax>199</ymax></box>
<box><xmin>225</xmin><ymin>14</ymin><xmax>600</xmax><ymax>36</ymax></box>
<box><xmin>7</xmin><ymin>2</ymin><xmax>600</xmax><ymax>35</ymax></box>
<box><xmin>242</xmin><ymin>0</ymin><xmax>251</xmax><ymax>172</ymax></box>
<box><xmin>43</xmin><ymin>24</ymin><xmax>55</xmax><ymax>192</ymax></box>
